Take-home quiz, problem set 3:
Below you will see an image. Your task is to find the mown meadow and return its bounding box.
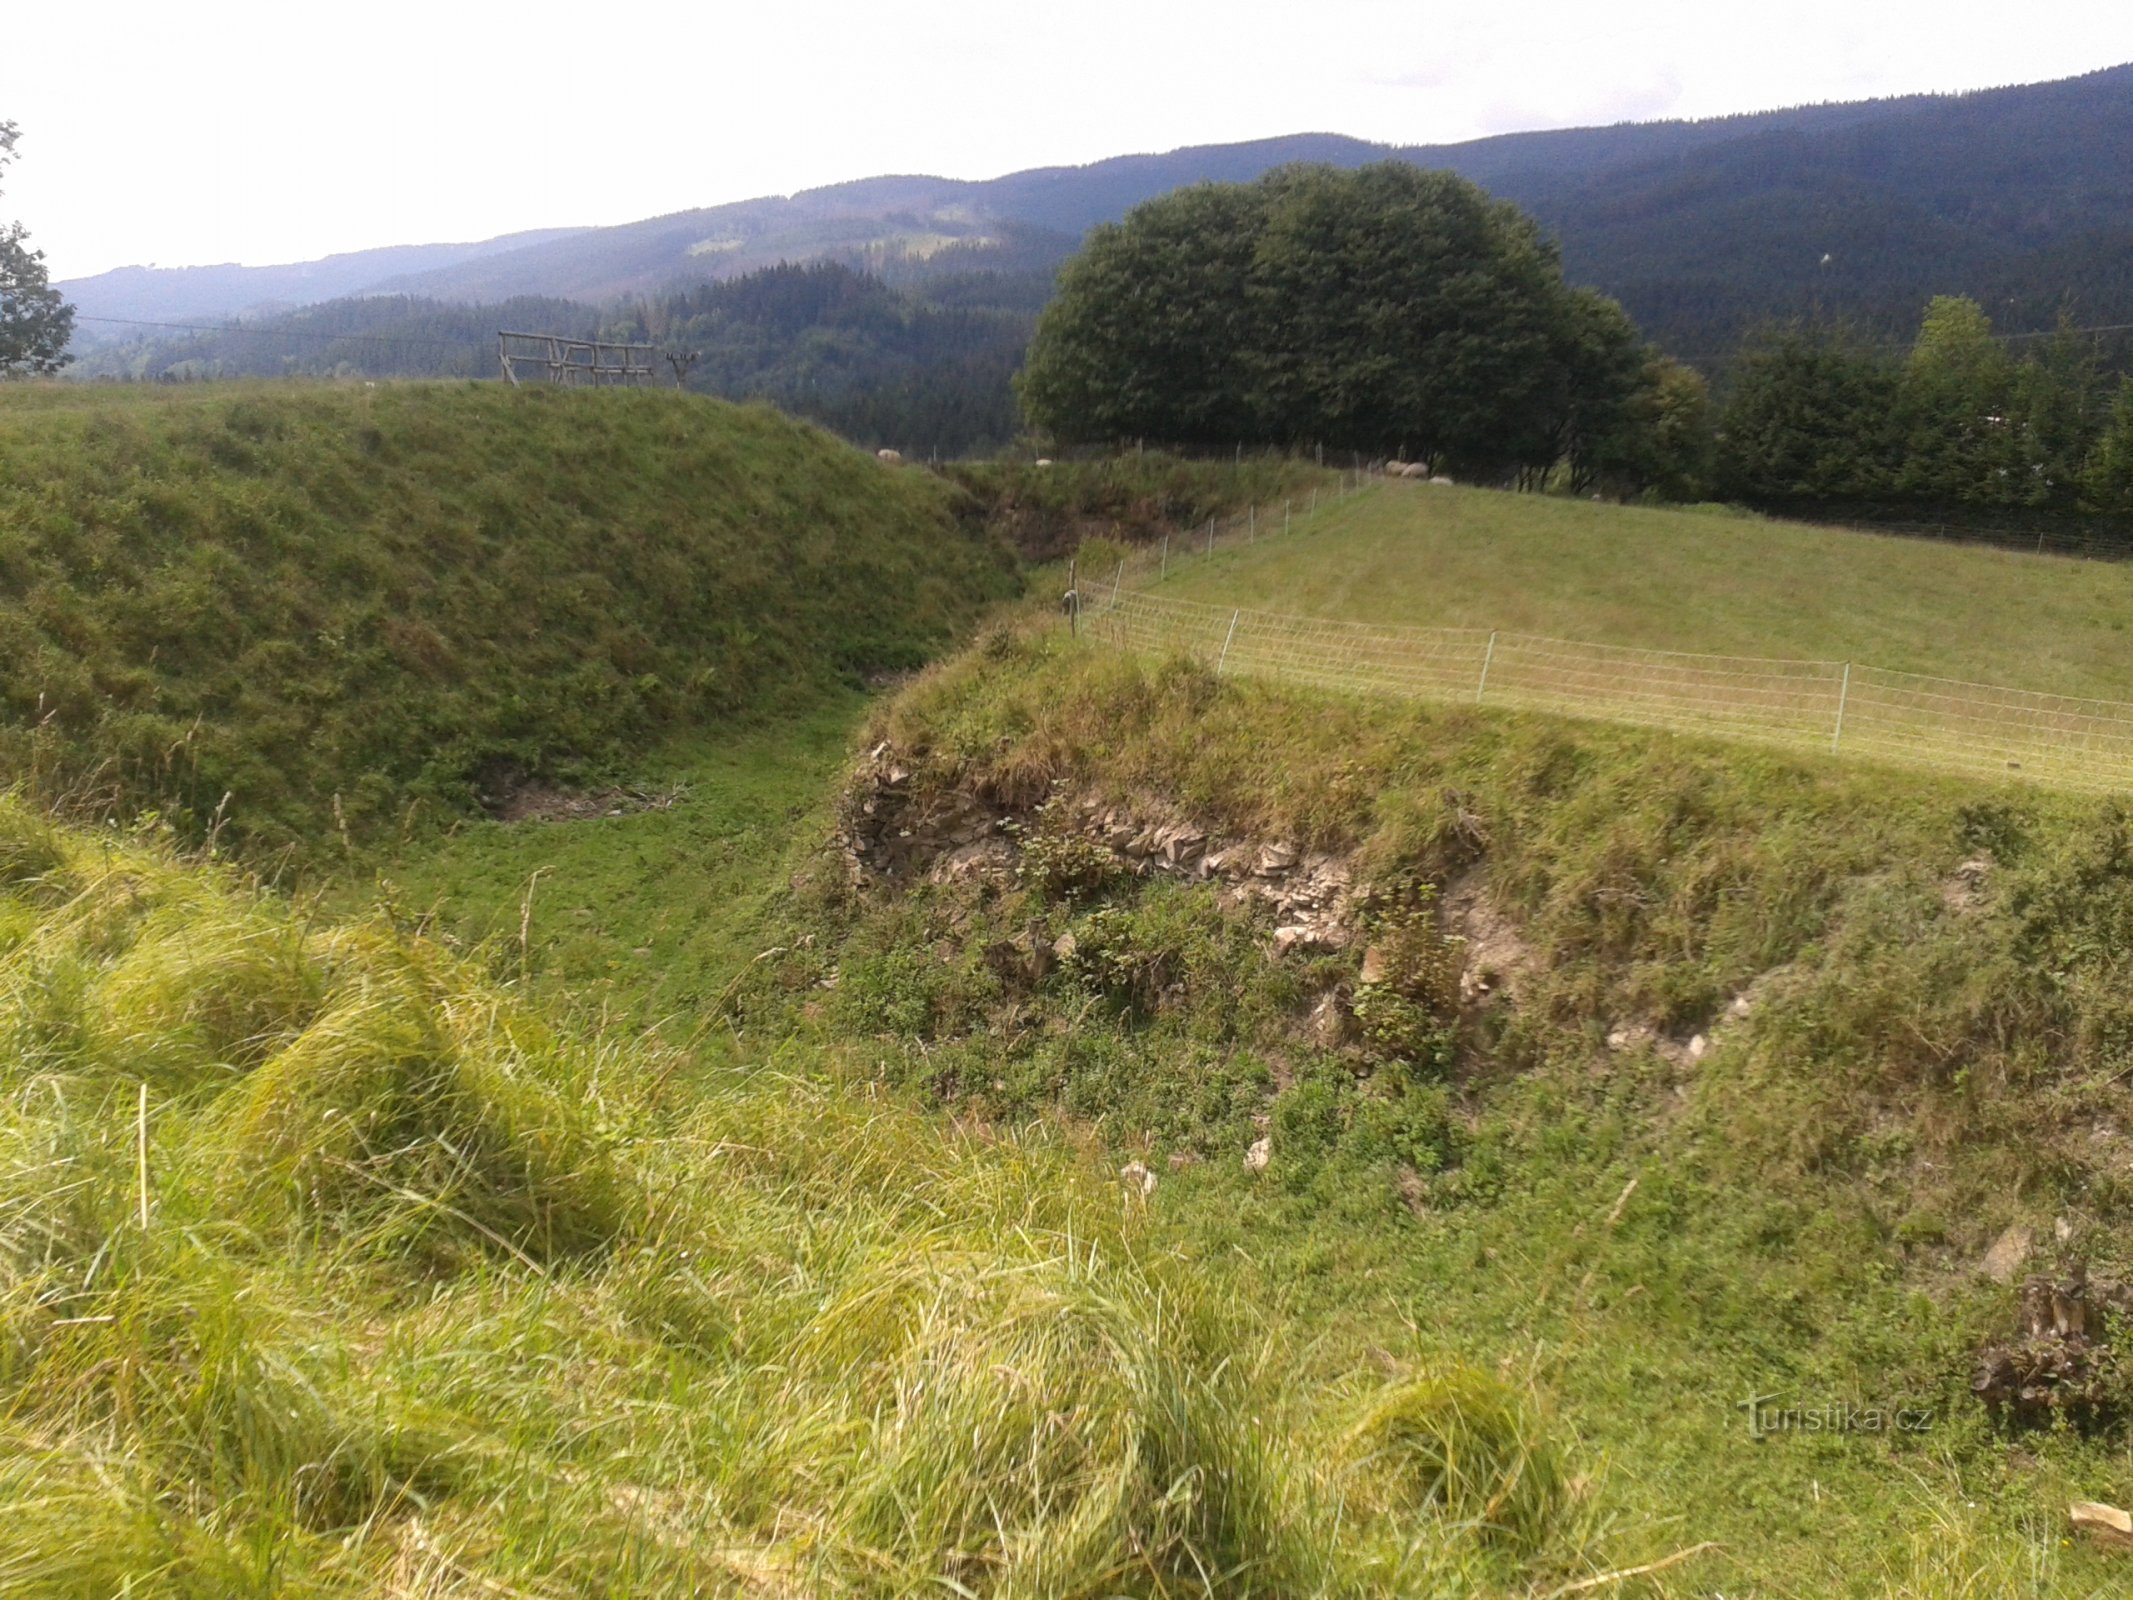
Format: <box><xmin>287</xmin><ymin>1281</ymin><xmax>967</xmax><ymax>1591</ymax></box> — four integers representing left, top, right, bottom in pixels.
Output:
<box><xmin>1158</xmin><ymin>480</ymin><xmax>2133</xmax><ymax>701</ymax></box>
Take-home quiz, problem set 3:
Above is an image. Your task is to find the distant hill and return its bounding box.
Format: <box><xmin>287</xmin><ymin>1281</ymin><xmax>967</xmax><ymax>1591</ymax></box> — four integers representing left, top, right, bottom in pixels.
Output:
<box><xmin>59</xmin><ymin>63</ymin><xmax>2133</xmax><ymax>363</ymax></box>
<box><xmin>61</xmin><ymin>264</ymin><xmax>1043</xmax><ymax>459</ymax></box>
<box><xmin>60</xmin><ymin>229</ymin><xmax>593</xmax><ymax>333</ymax></box>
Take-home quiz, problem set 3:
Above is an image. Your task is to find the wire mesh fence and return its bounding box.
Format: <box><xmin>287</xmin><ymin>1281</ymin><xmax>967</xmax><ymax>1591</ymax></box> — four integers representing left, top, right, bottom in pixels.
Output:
<box><xmin>1074</xmin><ymin>481</ymin><xmax>2133</xmax><ymax>797</ymax></box>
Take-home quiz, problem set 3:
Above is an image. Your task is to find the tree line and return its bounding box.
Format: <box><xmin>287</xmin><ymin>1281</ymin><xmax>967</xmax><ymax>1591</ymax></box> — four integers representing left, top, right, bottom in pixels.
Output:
<box><xmin>65</xmin><ymin>265</ymin><xmax>1039</xmax><ymax>460</ymax></box>
<box><xmin>1712</xmin><ymin>300</ymin><xmax>2133</xmax><ymax>519</ymax></box>
<box><xmin>1017</xmin><ymin>162</ymin><xmax>2133</xmax><ymax>527</ymax></box>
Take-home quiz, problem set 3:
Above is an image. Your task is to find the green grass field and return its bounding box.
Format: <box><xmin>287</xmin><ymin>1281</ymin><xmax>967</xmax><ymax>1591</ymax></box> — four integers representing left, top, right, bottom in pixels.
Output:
<box><xmin>1159</xmin><ymin>482</ymin><xmax>2133</xmax><ymax>701</ymax></box>
<box><xmin>13</xmin><ymin>387</ymin><xmax>2133</xmax><ymax>1597</ymax></box>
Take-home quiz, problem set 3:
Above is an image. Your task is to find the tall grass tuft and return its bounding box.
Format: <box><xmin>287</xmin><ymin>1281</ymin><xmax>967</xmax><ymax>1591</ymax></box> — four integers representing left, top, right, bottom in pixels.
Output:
<box><xmin>812</xmin><ymin>1242</ymin><xmax>1299</xmax><ymax>1595</ymax></box>
<box><xmin>0</xmin><ymin>801</ymin><xmax>1607</xmax><ymax>1596</ymax></box>
<box><xmin>1333</xmin><ymin>1370</ymin><xmax>1568</xmax><ymax>1557</ymax></box>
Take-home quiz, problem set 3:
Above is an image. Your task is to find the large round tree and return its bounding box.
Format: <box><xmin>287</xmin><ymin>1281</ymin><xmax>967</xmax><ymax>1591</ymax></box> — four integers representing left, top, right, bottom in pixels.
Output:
<box><xmin>1018</xmin><ymin>162</ymin><xmax>1652</xmax><ymax>483</ymax></box>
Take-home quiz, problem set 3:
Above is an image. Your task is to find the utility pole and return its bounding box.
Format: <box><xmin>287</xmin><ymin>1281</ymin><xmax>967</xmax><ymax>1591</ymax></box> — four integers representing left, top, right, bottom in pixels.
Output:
<box><xmin>664</xmin><ymin>349</ymin><xmax>701</xmax><ymax>390</ymax></box>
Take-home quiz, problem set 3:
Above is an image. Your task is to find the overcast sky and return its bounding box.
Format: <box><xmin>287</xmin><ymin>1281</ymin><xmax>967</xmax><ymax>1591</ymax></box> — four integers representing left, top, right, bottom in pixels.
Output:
<box><xmin>7</xmin><ymin>0</ymin><xmax>2133</xmax><ymax>282</ymax></box>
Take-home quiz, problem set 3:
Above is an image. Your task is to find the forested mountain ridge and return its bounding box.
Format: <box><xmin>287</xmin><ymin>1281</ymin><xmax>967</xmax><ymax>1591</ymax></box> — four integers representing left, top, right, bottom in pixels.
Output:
<box><xmin>1526</xmin><ymin>63</ymin><xmax>2133</xmax><ymax>351</ymax></box>
<box><xmin>63</xmin><ymin>263</ymin><xmax>1043</xmax><ymax>458</ymax></box>
<box><xmin>60</xmin><ymin>62</ymin><xmax>2133</xmax><ymax>356</ymax></box>
<box><xmin>59</xmin><ymin>228</ymin><xmax>593</xmax><ymax>332</ymax></box>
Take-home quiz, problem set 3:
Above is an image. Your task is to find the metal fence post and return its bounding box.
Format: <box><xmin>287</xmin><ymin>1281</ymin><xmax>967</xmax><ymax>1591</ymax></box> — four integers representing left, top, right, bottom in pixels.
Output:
<box><xmin>1161</xmin><ymin>533</ymin><xmax>1169</xmax><ymax>581</ymax></box>
<box><xmin>1112</xmin><ymin>560</ymin><xmax>1124</xmax><ymax>610</ymax></box>
<box><xmin>1249</xmin><ymin>504</ymin><xmax>1256</xmax><ymax>542</ymax></box>
<box><xmin>1476</xmin><ymin>631</ymin><xmax>1498</xmax><ymax>703</ymax></box>
<box><xmin>1831</xmin><ymin>662</ymin><xmax>1851</xmax><ymax>752</ymax></box>
<box><xmin>1067</xmin><ymin>556</ymin><xmax>1077</xmax><ymax>638</ymax></box>
<box><xmin>1206</xmin><ymin>518</ymin><xmax>1214</xmax><ymax>556</ymax></box>
<box><xmin>1217</xmin><ymin>609</ymin><xmax>1240</xmax><ymax>674</ymax></box>
<box><xmin>1284</xmin><ymin>502</ymin><xmax>1291</xmax><ymax>536</ymax></box>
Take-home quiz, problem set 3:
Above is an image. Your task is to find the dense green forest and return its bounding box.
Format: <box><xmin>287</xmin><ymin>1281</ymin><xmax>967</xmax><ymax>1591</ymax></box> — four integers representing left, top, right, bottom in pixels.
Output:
<box><xmin>66</xmin><ymin>265</ymin><xmax>1042</xmax><ymax>456</ymax></box>
<box><xmin>1526</xmin><ymin>64</ymin><xmax>2133</xmax><ymax>357</ymax></box>
<box><xmin>1713</xmin><ymin>297</ymin><xmax>2133</xmax><ymax>526</ymax></box>
<box><xmin>67</xmin><ymin>295</ymin><xmax>603</xmax><ymax>382</ymax></box>
<box><xmin>625</xmin><ymin>262</ymin><xmax>1039</xmax><ymax>456</ymax></box>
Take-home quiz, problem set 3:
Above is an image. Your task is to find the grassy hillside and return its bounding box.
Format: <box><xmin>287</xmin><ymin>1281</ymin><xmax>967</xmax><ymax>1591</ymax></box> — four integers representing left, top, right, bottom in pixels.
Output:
<box><xmin>19</xmin><ymin>412</ymin><xmax>2133</xmax><ymax>1598</ymax></box>
<box><xmin>0</xmin><ymin>382</ymin><xmax>1016</xmax><ymax>857</ymax></box>
<box><xmin>0</xmin><ymin>796</ymin><xmax>1617</xmax><ymax>1598</ymax></box>
<box><xmin>741</xmin><ymin>627</ymin><xmax>2133</xmax><ymax>1596</ymax></box>
<box><xmin>1160</xmin><ymin>481</ymin><xmax>2133</xmax><ymax>700</ymax></box>
<box><xmin>347</xmin><ymin>600</ymin><xmax>2133</xmax><ymax>1594</ymax></box>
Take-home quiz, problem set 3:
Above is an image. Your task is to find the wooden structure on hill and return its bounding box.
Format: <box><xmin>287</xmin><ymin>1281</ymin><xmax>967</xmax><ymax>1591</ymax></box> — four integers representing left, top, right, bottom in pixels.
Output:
<box><xmin>498</xmin><ymin>330</ymin><xmax>658</xmax><ymax>388</ymax></box>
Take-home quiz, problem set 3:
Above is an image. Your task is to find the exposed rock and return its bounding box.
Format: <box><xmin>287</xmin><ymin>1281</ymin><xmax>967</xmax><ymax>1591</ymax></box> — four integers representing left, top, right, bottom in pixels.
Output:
<box><xmin>2071</xmin><ymin>1501</ymin><xmax>2133</xmax><ymax>1552</ymax></box>
<box><xmin>1309</xmin><ymin>991</ymin><xmax>1353</xmax><ymax>1049</ymax></box>
<box><xmin>1943</xmin><ymin>855</ymin><xmax>1993</xmax><ymax>915</ymax></box>
<box><xmin>1686</xmin><ymin>1033</ymin><xmax>1709</xmax><ymax>1063</ymax></box>
<box><xmin>1244</xmin><ymin>1137</ymin><xmax>1272</xmax><ymax>1174</ymax></box>
<box><xmin>1359</xmin><ymin>945</ymin><xmax>1390</xmax><ymax>986</ymax></box>
<box><xmin>840</xmin><ymin>748</ymin><xmax>1496</xmax><ymax>1013</ymax></box>
<box><xmin>1728</xmin><ymin>993</ymin><xmax>1754</xmax><ymax>1020</ymax></box>
<box><xmin>1606</xmin><ymin>1023</ymin><xmax>1656</xmax><ymax>1053</ymax></box>
<box><xmin>933</xmin><ymin>839</ymin><xmax>1013</xmax><ymax>884</ymax></box>
<box><xmin>1119</xmin><ymin>1161</ymin><xmax>1158</xmax><ymax>1197</ymax></box>
<box><xmin>1155</xmin><ymin>822</ymin><xmax>1206</xmax><ymax>864</ymax></box>
<box><xmin>1255</xmin><ymin>843</ymin><xmax>1299</xmax><ymax>876</ymax></box>
<box><xmin>1982</xmin><ymin>1224</ymin><xmax>2033</xmax><ymax>1285</ymax></box>
<box><xmin>1973</xmin><ymin>1266</ymin><xmax>2133</xmax><ymax>1430</ymax></box>
<box><xmin>1441</xmin><ymin>868</ymin><xmax>1532</xmax><ymax>1007</ymax></box>
<box><xmin>982</xmin><ymin>931</ymin><xmax>1053</xmax><ymax>989</ymax></box>
<box><xmin>1051</xmin><ymin>931</ymin><xmax>1078</xmax><ymax>961</ymax></box>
